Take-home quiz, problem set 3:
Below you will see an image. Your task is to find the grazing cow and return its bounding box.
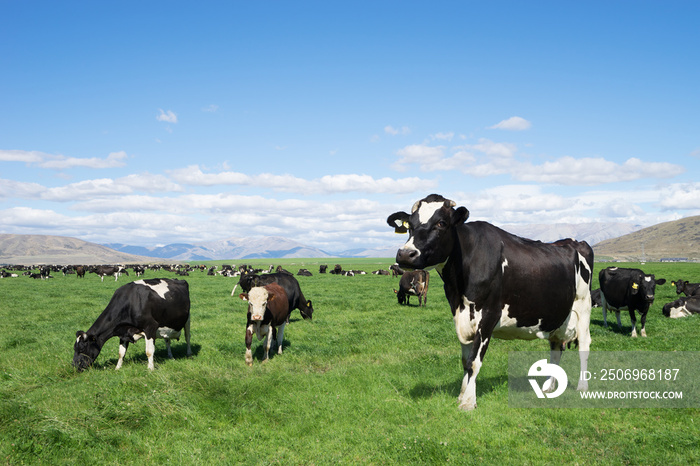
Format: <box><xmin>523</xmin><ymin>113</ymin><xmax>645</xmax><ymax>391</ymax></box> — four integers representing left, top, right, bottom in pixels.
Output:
<box><xmin>73</xmin><ymin>278</ymin><xmax>192</xmax><ymax>371</ymax></box>
<box><xmin>233</xmin><ymin>272</ymin><xmax>314</xmax><ymax>320</ymax></box>
<box><xmin>90</xmin><ymin>265</ymin><xmax>121</xmax><ymax>282</ymax></box>
<box><xmin>395</xmin><ymin>270</ymin><xmax>430</xmax><ymax>306</ymax></box>
<box><xmin>387</xmin><ymin>194</ymin><xmax>593</xmax><ymax>410</ymax></box>
<box><xmin>240</xmin><ymin>283</ymin><xmax>291</xmax><ymax>365</ymax></box>
<box><xmin>297</xmin><ymin>268</ymin><xmax>313</xmax><ymax>277</ymax></box>
<box><xmin>671</xmin><ymin>279</ymin><xmax>700</xmax><ymax>297</ymax></box>
<box><xmin>662</xmin><ymin>295</ymin><xmax>700</xmax><ymax>318</ymax></box>
<box><xmin>599</xmin><ymin>267</ymin><xmax>666</xmax><ymax>337</ymax></box>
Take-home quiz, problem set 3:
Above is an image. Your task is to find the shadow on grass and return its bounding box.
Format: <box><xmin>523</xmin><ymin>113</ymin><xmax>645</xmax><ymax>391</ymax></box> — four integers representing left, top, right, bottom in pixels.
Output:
<box><xmin>409</xmin><ymin>374</ymin><xmax>508</xmax><ymax>399</ymax></box>
<box><xmin>590</xmin><ymin>318</ymin><xmax>633</xmax><ymax>335</ymax></box>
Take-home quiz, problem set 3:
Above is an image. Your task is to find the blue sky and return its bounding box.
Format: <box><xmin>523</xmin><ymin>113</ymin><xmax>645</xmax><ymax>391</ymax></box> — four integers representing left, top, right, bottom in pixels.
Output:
<box><xmin>1</xmin><ymin>1</ymin><xmax>699</xmax><ymax>252</ymax></box>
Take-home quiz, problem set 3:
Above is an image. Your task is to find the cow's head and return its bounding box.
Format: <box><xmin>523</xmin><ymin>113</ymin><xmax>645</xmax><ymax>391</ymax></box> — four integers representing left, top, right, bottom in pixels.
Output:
<box><xmin>73</xmin><ymin>330</ymin><xmax>101</xmax><ymax>371</ymax></box>
<box><xmin>240</xmin><ymin>286</ymin><xmax>276</xmax><ymax>321</ymax></box>
<box><xmin>387</xmin><ymin>194</ymin><xmax>469</xmax><ymax>270</ymax></box>
<box><xmin>632</xmin><ymin>274</ymin><xmax>666</xmax><ymax>303</ymax></box>
<box><xmin>672</xmin><ymin>279</ymin><xmax>687</xmax><ymax>295</ymax></box>
<box><xmin>300</xmin><ymin>300</ymin><xmax>313</xmax><ymax>320</ymax></box>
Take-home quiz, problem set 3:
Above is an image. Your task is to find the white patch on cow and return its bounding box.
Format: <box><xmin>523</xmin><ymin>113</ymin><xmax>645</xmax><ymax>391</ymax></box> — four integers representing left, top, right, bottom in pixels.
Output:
<box><xmin>669</xmin><ymin>305</ymin><xmax>692</xmax><ymax>318</ymax></box>
<box><xmin>501</xmin><ymin>258</ymin><xmax>508</xmax><ymax>274</ymax></box>
<box><xmin>493</xmin><ymin>305</ymin><xmax>547</xmax><ymax>340</ymax></box>
<box><xmin>644</xmin><ymin>276</ymin><xmax>652</xmax><ymax>282</ymax></box>
<box><xmin>454</xmin><ymin>296</ymin><xmax>481</xmax><ymax>345</ymax></box>
<box><xmin>134</xmin><ymin>279</ymin><xmax>170</xmax><ymax>299</ymax></box>
<box><xmin>416</xmin><ymin>201</ymin><xmax>444</xmax><ymax>224</ymax></box>
<box><xmin>145</xmin><ymin>338</ymin><xmax>156</xmax><ymax>370</ymax></box>
<box><xmin>158</xmin><ymin>326</ymin><xmax>181</xmax><ymax>340</ymax></box>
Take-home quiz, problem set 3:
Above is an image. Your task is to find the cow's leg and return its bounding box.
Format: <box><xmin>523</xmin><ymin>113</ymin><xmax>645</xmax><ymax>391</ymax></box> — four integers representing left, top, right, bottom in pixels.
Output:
<box><xmin>145</xmin><ymin>337</ymin><xmax>156</xmax><ymax>370</ymax></box>
<box><xmin>275</xmin><ymin>322</ymin><xmax>286</xmax><ymax>355</ymax></box>
<box><xmin>615</xmin><ymin>310</ymin><xmax>622</xmax><ymax>329</ymax></box>
<box><xmin>116</xmin><ymin>340</ymin><xmax>129</xmax><ymax>370</ymax></box>
<box><xmin>184</xmin><ymin>317</ymin><xmax>192</xmax><ymax>357</ymax></box>
<box><xmin>575</xmin><ymin>300</ymin><xmax>592</xmax><ymax>391</ymax></box>
<box><xmin>100</xmin><ymin>275</ymin><xmax>105</xmax><ymax>282</ymax></box>
<box><xmin>543</xmin><ymin>342</ymin><xmax>564</xmax><ymax>393</ymax></box>
<box><xmin>629</xmin><ymin>310</ymin><xmax>638</xmax><ymax>337</ymax></box>
<box><xmin>601</xmin><ymin>295</ymin><xmax>609</xmax><ymax>327</ymax></box>
<box><xmin>262</xmin><ymin>325</ymin><xmax>273</xmax><ymax>362</ymax></box>
<box><xmin>640</xmin><ymin>311</ymin><xmax>647</xmax><ymax>337</ymax></box>
<box><xmin>458</xmin><ymin>333</ymin><xmax>491</xmax><ymax>411</ymax></box>
<box><xmin>165</xmin><ymin>339</ymin><xmax>174</xmax><ymax>359</ymax></box>
<box><xmin>245</xmin><ymin>325</ymin><xmax>254</xmax><ymax>366</ymax></box>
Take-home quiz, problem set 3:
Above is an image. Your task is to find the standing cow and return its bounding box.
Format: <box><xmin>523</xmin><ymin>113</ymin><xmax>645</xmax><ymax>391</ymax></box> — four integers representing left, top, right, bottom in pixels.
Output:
<box><xmin>387</xmin><ymin>194</ymin><xmax>593</xmax><ymax>410</ymax></box>
<box><xmin>233</xmin><ymin>272</ymin><xmax>314</xmax><ymax>320</ymax></box>
<box><xmin>239</xmin><ymin>283</ymin><xmax>291</xmax><ymax>365</ymax></box>
<box><xmin>395</xmin><ymin>270</ymin><xmax>429</xmax><ymax>306</ymax></box>
<box><xmin>599</xmin><ymin>267</ymin><xmax>666</xmax><ymax>337</ymax></box>
<box><xmin>73</xmin><ymin>278</ymin><xmax>192</xmax><ymax>371</ymax></box>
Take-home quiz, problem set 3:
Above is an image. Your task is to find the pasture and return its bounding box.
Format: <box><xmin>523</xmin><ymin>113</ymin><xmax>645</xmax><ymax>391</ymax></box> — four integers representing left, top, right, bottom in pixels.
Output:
<box><xmin>1</xmin><ymin>259</ymin><xmax>699</xmax><ymax>464</ymax></box>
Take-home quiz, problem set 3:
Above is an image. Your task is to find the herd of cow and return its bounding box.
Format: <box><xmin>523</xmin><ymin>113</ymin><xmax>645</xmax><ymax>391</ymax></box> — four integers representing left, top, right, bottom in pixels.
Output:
<box><xmin>4</xmin><ymin>194</ymin><xmax>698</xmax><ymax>411</ymax></box>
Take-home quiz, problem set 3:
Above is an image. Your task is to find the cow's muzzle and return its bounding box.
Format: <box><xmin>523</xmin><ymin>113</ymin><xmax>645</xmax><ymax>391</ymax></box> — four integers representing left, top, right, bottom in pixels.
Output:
<box><xmin>396</xmin><ymin>248</ymin><xmax>420</xmax><ymax>269</ymax></box>
<box><xmin>251</xmin><ymin>314</ymin><xmax>263</xmax><ymax>321</ymax></box>
<box><xmin>73</xmin><ymin>353</ymin><xmax>93</xmax><ymax>372</ymax></box>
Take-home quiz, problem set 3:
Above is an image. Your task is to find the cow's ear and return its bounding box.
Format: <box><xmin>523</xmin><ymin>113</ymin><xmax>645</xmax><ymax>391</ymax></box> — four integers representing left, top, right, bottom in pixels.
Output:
<box><xmin>631</xmin><ymin>282</ymin><xmax>639</xmax><ymax>293</ymax></box>
<box><xmin>387</xmin><ymin>212</ymin><xmax>410</xmax><ymax>234</ymax></box>
<box><xmin>307</xmin><ymin>300</ymin><xmax>312</xmax><ymax>307</ymax></box>
<box><xmin>88</xmin><ymin>334</ymin><xmax>97</xmax><ymax>342</ymax></box>
<box><xmin>268</xmin><ymin>293</ymin><xmax>275</xmax><ymax>302</ymax></box>
<box><xmin>76</xmin><ymin>330</ymin><xmax>85</xmax><ymax>339</ymax></box>
<box><xmin>453</xmin><ymin>206</ymin><xmax>469</xmax><ymax>225</ymax></box>
<box><xmin>656</xmin><ymin>278</ymin><xmax>667</xmax><ymax>285</ymax></box>
<box><xmin>671</xmin><ymin>281</ymin><xmax>675</xmax><ymax>286</ymax></box>
<box><xmin>239</xmin><ymin>293</ymin><xmax>249</xmax><ymax>301</ymax></box>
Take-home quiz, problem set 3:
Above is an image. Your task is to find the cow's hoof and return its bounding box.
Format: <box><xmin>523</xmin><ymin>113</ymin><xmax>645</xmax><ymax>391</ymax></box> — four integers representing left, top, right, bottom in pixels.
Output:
<box><xmin>458</xmin><ymin>400</ymin><xmax>476</xmax><ymax>411</ymax></box>
<box><xmin>246</xmin><ymin>362</ymin><xmax>253</xmax><ymax>367</ymax></box>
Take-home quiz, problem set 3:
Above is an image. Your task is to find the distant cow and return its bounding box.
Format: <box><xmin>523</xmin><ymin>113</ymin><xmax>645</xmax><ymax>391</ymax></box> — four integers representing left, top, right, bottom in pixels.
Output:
<box><xmin>599</xmin><ymin>267</ymin><xmax>666</xmax><ymax>337</ymax></box>
<box><xmin>662</xmin><ymin>295</ymin><xmax>700</xmax><ymax>318</ymax></box>
<box><xmin>395</xmin><ymin>270</ymin><xmax>429</xmax><ymax>306</ymax></box>
<box><xmin>240</xmin><ymin>283</ymin><xmax>291</xmax><ymax>365</ymax></box>
<box><xmin>591</xmin><ymin>288</ymin><xmax>602</xmax><ymax>307</ymax></box>
<box><xmin>372</xmin><ymin>269</ymin><xmax>390</xmax><ymax>276</ymax></box>
<box><xmin>73</xmin><ymin>278</ymin><xmax>192</xmax><ymax>371</ymax></box>
<box><xmin>90</xmin><ymin>265</ymin><xmax>121</xmax><ymax>282</ymax></box>
<box><xmin>297</xmin><ymin>269</ymin><xmax>312</xmax><ymax>277</ymax></box>
<box><xmin>387</xmin><ymin>194</ymin><xmax>593</xmax><ymax>410</ymax></box>
<box><xmin>671</xmin><ymin>279</ymin><xmax>700</xmax><ymax>297</ymax></box>
<box><xmin>233</xmin><ymin>272</ymin><xmax>313</xmax><ymax>320</ymax></box>
<box><xmin>329</xmin><ymin>264</ymin><xmax>343</xmax><ymax>275</ymax></box>
<box><xmin>76</xmin><ymin>266</ymin><xmax>86</xmax><ymax>278</ymax></box>
<box><xmin>390</xmin><ymin>263</ymin><xmax>404</xmax><ymax>276</ymax></box>
<box><xmin>319</xmin><ymin>265</ymin><xmax>328</xmax><ymax>273</ymax></box>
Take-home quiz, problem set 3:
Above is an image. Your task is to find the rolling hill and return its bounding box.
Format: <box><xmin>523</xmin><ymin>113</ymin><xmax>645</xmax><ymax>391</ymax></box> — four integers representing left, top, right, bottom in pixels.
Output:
<box><xmin>593</xmin><ymin>215</ymin><xmax>700</xmax><ymax>261</ymax></box>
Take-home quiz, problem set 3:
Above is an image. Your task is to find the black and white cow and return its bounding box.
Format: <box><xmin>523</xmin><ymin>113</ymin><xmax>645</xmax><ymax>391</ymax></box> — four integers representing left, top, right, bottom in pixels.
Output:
<box><xmin>599</xmin><ymin>267</ymin><xmax>666</xmax><ymax>337</ymax></box>
<box><xmin>89</xmin><ymin>265</ymin><xmax>121</xmax><ymax>282</ymax></box>
<box><xmin>395</xmin><ymin>270</ymin><xmax>429</xmax><ymax>306</ymax></box>
<box><xmin>662</xmin><ymin>295</ymin><xmax>700</xmax><ymax>318</ymax></box>
<box><xmin>387</xmin><ymin>194</ymin><xmax>593</xmax><ymax>410</ymax></box>
<box><xmin>73</xmin><ymin>278</ymin><xmax>192</xmax><ymax>371</ymax></box>
<box><xmin>671</xmin><ymin>279</ymin><xmax>700</xmax><ymax>297</ymax></box>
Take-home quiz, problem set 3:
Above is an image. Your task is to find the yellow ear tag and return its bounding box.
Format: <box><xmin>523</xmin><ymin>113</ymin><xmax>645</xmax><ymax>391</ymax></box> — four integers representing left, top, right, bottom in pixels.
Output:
<box><xmin>632</xmin><ymin>283</ymin><xmax>639</xmax><ymax>290</ymax></box>
<box><xmin>403</xmin><ymin>221</ymin><xmax>409</xmax><ymax>229</ymax></box>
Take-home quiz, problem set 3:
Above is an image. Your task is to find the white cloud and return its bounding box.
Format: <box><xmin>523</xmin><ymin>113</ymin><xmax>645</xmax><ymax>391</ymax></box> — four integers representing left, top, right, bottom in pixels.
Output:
<box><xmin>488</xmin><ymin>116</ymin><xmax>532</xmax><ymax>131</ymax></box>
<box><xmin>431</xmin><ymin>132</ymin><xmax>454</xmax><ymax>141</ymax></box>
<box><xmin>657</xmin><ymin>183</ymin><xmax>700</xmax><ymax>210</ymax></box>
<box><xmin>202</xmin><ymin>104</ymin><xmax>219</xmax><ymax>112</ymax></box>
<box><xmin>38</xmin><ymin>151</ymin><xmax>128</xmax><ymax>169</ymax></box>
<box><xmin>0</xmin><ymin>150</ymin><xmax>128</xmax><ymax>169</ymax></box>
<box><xmin>156</xmin><ymin>109</ymin><xmax>178</xmax><ymax>123</ymax></box>
<box><xmin>385</xmin><ymin>125</ymin><xmax>410</xmax><ymax>136</ymax></box>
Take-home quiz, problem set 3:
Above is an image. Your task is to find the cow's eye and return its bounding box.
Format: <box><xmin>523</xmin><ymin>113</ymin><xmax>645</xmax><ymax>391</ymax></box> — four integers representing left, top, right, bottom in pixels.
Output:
<box><xmin>436</xmin><ymin>220</ymin><xmax>447</xmax><ymax>229</ymax></box>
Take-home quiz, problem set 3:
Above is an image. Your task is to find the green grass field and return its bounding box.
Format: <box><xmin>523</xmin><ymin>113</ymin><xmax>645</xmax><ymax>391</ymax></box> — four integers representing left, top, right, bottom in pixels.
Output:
<box><xmin>1</xmin><ymin>259</ymin><xmax>699</xmax><ymax>464</ymax></box>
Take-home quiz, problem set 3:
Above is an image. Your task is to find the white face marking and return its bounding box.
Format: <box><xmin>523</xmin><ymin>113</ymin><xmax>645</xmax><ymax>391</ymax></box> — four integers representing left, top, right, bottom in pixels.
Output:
<box><xmin>247</xmin><ymin>287</ymin><xmax>269</xmax><ymax>320</ymax></box>
<box><xmin>134</xmin><ymin>279</ymin><xmax>170</xmax><ymax>299</ymax></box>
<box><xmin>644</xmin><ymin>276</ymin><xmax>652</xmax><ymax>282</ymax></box>
<box><xmin>416</xmin><ymin>201</ymin><xmax>444</xmax><ymax>224</ymax></box>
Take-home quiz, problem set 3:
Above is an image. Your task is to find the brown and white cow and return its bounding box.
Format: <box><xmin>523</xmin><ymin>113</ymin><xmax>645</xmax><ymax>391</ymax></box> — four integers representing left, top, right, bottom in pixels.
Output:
<box><xmin>239</xmin><ymin>283</ymin><xmax>291</xmax><ymax>366</ymax></box>
<box><xmin>395</xmin><ymin>270</ymin><xmax>429</xmax><ymax>306</ymax></box>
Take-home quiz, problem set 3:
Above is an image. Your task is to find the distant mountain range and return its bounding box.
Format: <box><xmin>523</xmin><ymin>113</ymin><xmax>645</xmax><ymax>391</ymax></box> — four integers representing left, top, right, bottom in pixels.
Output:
<box><xmin>2</xmin><ymin>217</ymin><xmax>697</xmax><ymax>265</ymax></box>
